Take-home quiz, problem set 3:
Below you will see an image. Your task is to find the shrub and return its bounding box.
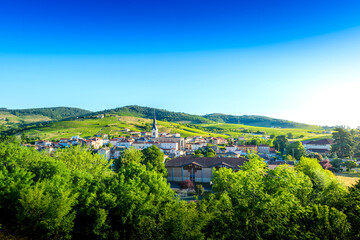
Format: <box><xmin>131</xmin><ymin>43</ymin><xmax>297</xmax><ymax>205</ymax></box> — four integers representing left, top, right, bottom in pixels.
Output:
<box><xmin>179</xmin><ymin>180</ymin><xmax>194</xmax><ymax>190</ymax></box>
<box><xmin>195</xmin><ymin>184</ymin><xmax>205</xmax><ymax>196</ymax></box>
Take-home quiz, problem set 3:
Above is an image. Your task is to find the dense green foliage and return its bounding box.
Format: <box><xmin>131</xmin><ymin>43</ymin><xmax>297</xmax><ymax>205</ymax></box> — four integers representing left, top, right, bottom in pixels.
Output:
<box><xmin>113</xmin><ymin>145</ymin><xmax>167</xmax><ymax>177</ymax></box>
<box><xmin>331</xmin><ymin>128</ymin><xmax>356</xmax><ymax>158</ymax></box>
<box><xmin>2</xmin><ymin>139</ymin><xmax>360</xmax><ymax>239</ymax></box>
<box><xmin>273</xmin><ymin>135</ymin><xmax>289</xmax><ymax>154</ymax></box>
<box><xmin>285</xmin><ymin>141</ymin><xmax>307</xmax><ymax>160</ymax></box>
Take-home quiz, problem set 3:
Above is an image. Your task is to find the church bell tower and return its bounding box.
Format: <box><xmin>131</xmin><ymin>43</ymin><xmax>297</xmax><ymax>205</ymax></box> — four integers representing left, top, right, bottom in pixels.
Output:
<box><xmin>151</xmin><ymin>109</ymin><xmax>158</xmax><ymax>138</ymax></box>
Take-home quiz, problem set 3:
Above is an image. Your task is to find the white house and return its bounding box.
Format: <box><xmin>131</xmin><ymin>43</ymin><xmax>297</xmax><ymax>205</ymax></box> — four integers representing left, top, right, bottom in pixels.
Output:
<box><xmin>190</xmin><ymin>143</ymin><xmax>205</xmax><ymax>151</ymax></box>
<box><xmin>116</xmin><ymin>139</ymin><xmax>133</xmax><ymax>148</ymax></box>
<box><xmin>303</xmin><ymin>139</ymin><xmax>333</xmax><ymax>153</ymax></box>
<box><xmin>112</xmin><ymin>147</ymin><xmax>126</xmax><ymax>159</ymax></box>
<box><xmin>159</xmin><ymin>142</ymin><xmax>178</xmax><ymax>151</ymax></box>
<box><xmin>225</xmin><ymin>145</ymin><xmax>237</xmax><ymax>153</ymax></box>
<box><xmin>258</xmin><ymin>144</ymin><xmax>270</xmax><ymax>154</ymax></box>
<box><xmin>132</xmin><ymin>141</ymin><xmax>155</xmax><ymax>150</ymax></box>
<box><xmin>96</xmin><ymin>148</ymin><xmax>111</xmax><ymax>160</ymax></box>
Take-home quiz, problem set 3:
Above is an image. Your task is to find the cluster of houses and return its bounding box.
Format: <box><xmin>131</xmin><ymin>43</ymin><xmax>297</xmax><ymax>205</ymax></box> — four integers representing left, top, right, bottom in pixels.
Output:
<box><xmin>29</xmin><ymin>114</ymin><xmax>336</xmax><ymax>184</ymax></box>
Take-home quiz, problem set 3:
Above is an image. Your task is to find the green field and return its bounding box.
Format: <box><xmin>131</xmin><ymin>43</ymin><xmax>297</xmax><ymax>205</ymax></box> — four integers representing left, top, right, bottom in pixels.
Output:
<box><xmin>16</xmin><ymin>114</ymin><xmax>331</xmax><ymax>141</ymax></box>
<box><xmin>198</xmin><ymin>122</ymin><xmax>330</xmax><ymax>141</ymax></box>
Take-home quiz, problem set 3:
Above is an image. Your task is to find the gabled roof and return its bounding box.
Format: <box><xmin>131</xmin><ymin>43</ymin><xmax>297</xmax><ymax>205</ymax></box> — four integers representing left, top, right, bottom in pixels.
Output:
<box><xmin>180</xmin><ymin>162</ymin><xmax>204</xmax><ymax>167</ymax></box>
<box><xmin>209</xmin><ymin>162</ymin><xmax>234</xmax><ymax>168</ymax></box>
<box><xmin>227</xmin><ymin>145</ymin><xmax>236</xmax><ymax>148</ymax></box>
<box><xmin>306</xmin><ymin>139</ymin><xmax>334</xmax><ymax>145</ymax></box>
<box><xmin>165</xmin><ymin>156</ymin><xmax>248</xmax><ymax>168</ymax></box>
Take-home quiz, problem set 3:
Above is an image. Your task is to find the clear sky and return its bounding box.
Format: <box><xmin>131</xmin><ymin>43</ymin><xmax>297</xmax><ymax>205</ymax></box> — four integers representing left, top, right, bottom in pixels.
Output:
<box><xmin>1</xmin><ymin>0</ymin><xmax>360</xmax><ymax>127</ymax></box>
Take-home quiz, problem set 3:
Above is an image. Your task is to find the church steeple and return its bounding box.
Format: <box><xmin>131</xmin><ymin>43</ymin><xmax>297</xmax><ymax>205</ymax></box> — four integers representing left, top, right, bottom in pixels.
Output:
<box><xmin>151</xmin><ymin>109</ymin><xmax>158</xmax><ymax>138</ymax></box>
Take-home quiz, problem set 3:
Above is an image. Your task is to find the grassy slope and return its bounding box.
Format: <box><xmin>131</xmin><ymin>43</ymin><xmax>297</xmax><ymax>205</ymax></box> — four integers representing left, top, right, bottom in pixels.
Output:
<box><xmin>335</xmin><ymin>172</ymin><xmax>360</xmax><ymax>187</ymax></box>
<box><xmin>0</xmin><ymin>112</ymin><xmax>51</xmax><ymax>124</ymax></box>
<box><xmin>0</xmin><ymin>107</ymin><xmax>91</xmax><ymax>132</ymax></box>
<box><xmin>203</xmin><ymin>113</ymin><xmax>323</xmax><ymax>130</ymax></box>
<box><xmin>18</xmin><ymin>115</ymin><xmax>331</xmax><ymax>141</ymax></box>
<box><xmin>198</xmin><ymin>122</ymin><xmax>329</xmax><ymax>141</ymax></box>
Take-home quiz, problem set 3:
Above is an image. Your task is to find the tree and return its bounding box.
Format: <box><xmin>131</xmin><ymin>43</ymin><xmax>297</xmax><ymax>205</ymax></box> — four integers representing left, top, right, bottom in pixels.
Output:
<box><xmin>286</xmin><ymin>154</ymin><xmax>295</xmax><ymax>161</ymax></box>
<box><xmin>331</xmin><ymin>158</ymin><xmax>343</xmax><ymax>169</ymax></box>
<box><xmin>287</xmin><ymin>132</ymin><xmax>294</xmax><ymax>139</ymax></box>
<box><xmin>312</xmin><ymin>152</ymin><xmax>323</xmax><ymax>161</ymax></box>
<box><xmin>17</xmin><ymin>180</ymin><xmax>77</xmax><ymax>239</ymax></box>
<box><xmin>319</xmin><ymin>159</ymin><xmax>332</xmax><ymax>170</ymax></box>
<box><xmin>296</xmin><ymin>157</ymin><xmax>346</xmax><ymax>206</ymax></box>
<box><xmin>331</xmin><ymin>128</ymin><xmax>355</xmax><ymax>158</ymax></box>
<box><xmin>113</xmin><ymin>147</ymin><xmax>143</xmax><ymax>172</ymax></box>
<box><xmin>141</xmin><ymin>145</ymin><xmax>167</xmax><ymax>176</ymax></box>
<box><xmin>179</xmin><ymin>180</ymin><xmax>194</xmax><ymax>190</ymax></box>
<box><xmin>193</xmin><ymin>149</ymin><xmax>204</xmax><ymax>157</ymax></box>
<box><xmin>205</xmin><ymin>155</ymin><xmax>349</xmax><ymax>239</ymax></box>
<box><xmin>285</xmin><ymin>141</ymin><xmax>306</xmax><ymax>160</ymax></box>
<box><xmin>273</xmin><ymin>135</ymin><xmax>288</xmax><ymax>154</ymax></box>
<box><xmin>205</xmin><ymin>148</ymin><xmax>216</xmax><ymax>157</ymax></box>
<box><xmin>195</xmin><ymin>184</ymin><xmax>205</xmax><ymax>196</ymax></box>
<box><xmin>343</xmin><ymin>160</ymin><xmax>357</xmax><ymax>171</ymax></box>
<box><xmin>247</xmin><ymin>138</ymin><xmax>260</xmax><ymax>146</ymax></box>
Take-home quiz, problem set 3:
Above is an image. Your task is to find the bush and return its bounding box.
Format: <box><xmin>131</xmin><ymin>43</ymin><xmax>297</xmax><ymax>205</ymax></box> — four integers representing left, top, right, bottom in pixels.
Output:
<box><xmin>179</xmin><ymin>180</ymin><xmax>194</xmax><ymax>190</ymax></box>
<box><xmin>195</xmin><ymin>184</ymin><xmax>205</xmax><ymax>196</ymax></box>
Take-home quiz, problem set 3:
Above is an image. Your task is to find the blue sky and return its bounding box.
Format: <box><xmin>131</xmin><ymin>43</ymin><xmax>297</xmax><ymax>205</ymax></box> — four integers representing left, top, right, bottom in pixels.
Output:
<box><xmin>1</xmin><ymin>0</ymin><xmax>360</xmax><ymax>127</ymax></box>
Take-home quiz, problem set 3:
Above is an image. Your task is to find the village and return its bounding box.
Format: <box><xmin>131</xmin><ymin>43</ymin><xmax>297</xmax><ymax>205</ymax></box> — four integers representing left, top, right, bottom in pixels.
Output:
<box><xmin>28</xmin><ymin>114</ymin><xmax>335</xmax><ymax>184</ymax></box>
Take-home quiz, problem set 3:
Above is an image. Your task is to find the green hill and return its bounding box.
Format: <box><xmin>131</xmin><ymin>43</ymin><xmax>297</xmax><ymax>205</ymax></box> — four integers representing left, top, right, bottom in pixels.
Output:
<box><xmin>11</xmin><ymin>114</ymin><xmax>330</xmax><ymax>142</ymax></box>
<box><xmin>99</xmin><ymin>105</ymin><xmax>213</xmax><ymax>124</ymax></box>
<box><xmin>1</xmin><ymin>105</ymin><xmax>329</xmax><ymax>140</ymax></box>
<box><xmin>99</xmin><ymin>105</ymin><xmax>322</xmax><ymax>130</ymax></box>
